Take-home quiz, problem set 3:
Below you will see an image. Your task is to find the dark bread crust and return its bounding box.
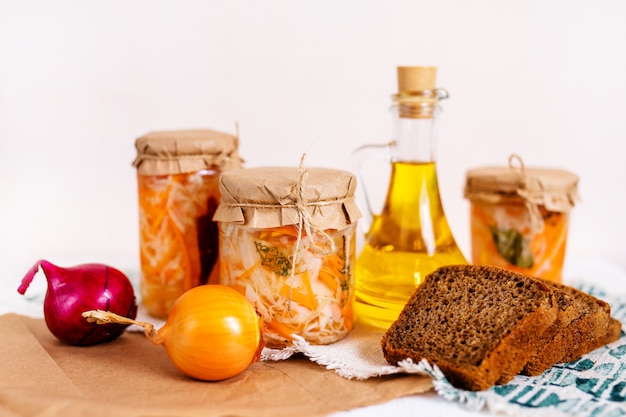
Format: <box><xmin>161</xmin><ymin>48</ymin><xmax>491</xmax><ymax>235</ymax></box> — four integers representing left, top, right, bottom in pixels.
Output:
<box><xmin>522</xmin><ymin>281</ymin><xmax>611</xmax><ymax>376</ymax></box>
<box><xmin>601</xmin><ymin>318</ymin><xmax>623</xmax><ymax>346</ymax></box>
<box><xmin>381</xmin><ymin>265</ymin><xmax>558</xmax><ymax>391</ymax></box>
<box><xmin>560</xmin><ymin>315</ymin><xmax>621</xmax><ymax>363</ymax></box>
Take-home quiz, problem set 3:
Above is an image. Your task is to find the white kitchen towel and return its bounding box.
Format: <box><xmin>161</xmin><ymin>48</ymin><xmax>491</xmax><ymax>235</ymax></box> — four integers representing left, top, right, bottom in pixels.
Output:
<box><xmin>261</xmin><ymin>321</ymin><xmax>423</xmax><ymax>380</ymax></box>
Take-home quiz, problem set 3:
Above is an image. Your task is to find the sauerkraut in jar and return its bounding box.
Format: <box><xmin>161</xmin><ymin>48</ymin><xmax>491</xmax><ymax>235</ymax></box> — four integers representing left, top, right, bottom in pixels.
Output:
<box><xmin>133</xmin><ymin>129</ymin><xmax>242</xmax><ymax>318</ymax></box>
<box><xmin>214</xmin><ymin>166</ymin><xmax>361</xmax><ymax>348</ymax></box>
<box><xmin>464</xmin><ymin>155</ymin><xmax>579</xmax><ymax>283</ymax></box>
<box><xmin>220</xmin><ymin>223</ymin><xmax>356</xmax><ymax>347</ymax></box>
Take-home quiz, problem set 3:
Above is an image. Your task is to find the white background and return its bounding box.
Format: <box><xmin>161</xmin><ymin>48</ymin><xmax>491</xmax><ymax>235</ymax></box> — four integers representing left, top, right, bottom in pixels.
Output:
<box><xmin>2</xmin><ymin>0</ymin><xmax>626</xmax><ymax>288</ymax></box>
<box><xmin>1</xmin><ymin>2</ymin><xmax>626</xmax><ymax>416</ymax></box>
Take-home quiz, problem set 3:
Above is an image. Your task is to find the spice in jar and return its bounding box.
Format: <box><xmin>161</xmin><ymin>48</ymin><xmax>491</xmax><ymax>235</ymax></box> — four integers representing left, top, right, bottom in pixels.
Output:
<box><xmin>464</xmin><ymin>155</ymin><xmax>579</xmax><ymax>283</ymax></box>
<box><xmin>213</xmin><ymin>163</ymin><xmax>362</xmax><ymax>348</ymax></box>
<box><xmin>133</xmin><ymin>129</ymin><xmax>243</xmax><ymax>318</ymax></box>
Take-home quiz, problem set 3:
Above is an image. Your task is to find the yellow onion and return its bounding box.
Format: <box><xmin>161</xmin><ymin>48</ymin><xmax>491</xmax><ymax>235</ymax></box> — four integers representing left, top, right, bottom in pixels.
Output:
<box><xmin>83</xmin><ymin>285</ymin><xmax>265</xmax><ymax>381</ymax></box>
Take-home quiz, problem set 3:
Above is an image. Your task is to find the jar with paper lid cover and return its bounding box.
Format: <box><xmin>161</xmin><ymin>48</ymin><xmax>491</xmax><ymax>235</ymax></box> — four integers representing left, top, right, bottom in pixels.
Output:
<box><xmin>464</xmin><ymin>155</ymin><xmax>579</xmax><ymax>282</ymax></box>
<box><xmin>133</xmin><ymin>129</ymin><xmax>243</xmax><ymax>318</ymax></box>
<box><xmin>213</xmin><ymin>163</ymin><xmax>362</xmax><ymax>348</ymax></box>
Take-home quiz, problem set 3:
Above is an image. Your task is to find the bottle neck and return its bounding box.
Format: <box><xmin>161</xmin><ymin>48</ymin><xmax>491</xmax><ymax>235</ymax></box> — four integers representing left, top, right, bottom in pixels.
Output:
<box><xmin>389</xmin><ymin>89</ymin><xmax>447</xmax><ymax>163</ymax></box>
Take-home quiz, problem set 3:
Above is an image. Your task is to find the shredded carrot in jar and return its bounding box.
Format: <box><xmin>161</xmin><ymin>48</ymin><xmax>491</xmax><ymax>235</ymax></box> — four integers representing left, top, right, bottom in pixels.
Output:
<box><xmin>138</xmin><ymin>171</ymin><xmax>221</xmax><ymax>318</ymax></box>
<box><xmin>469</xmin><ymin>201</ymin><xmax>570</xmax><ymax>282</ymax></box>
<box><xmin>219</xmin><ymin>223</ymin><xmax>356</xmax><ymax>348</ymax></box>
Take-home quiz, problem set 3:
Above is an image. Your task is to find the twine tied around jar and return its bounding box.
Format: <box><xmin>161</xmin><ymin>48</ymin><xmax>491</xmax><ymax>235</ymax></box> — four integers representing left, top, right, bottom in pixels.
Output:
<box><xmin>215</xmin><ymin>155</ymin><xmax>355</xmax><ymax>317</ymax></box>
<box><xmin>290</xmin><ymin>154</ymin><xmax>338</xmax><ymax>255</ymax></box>
<box><xmin>508</xmin><ymin>154</ymin><xmax>545</xmax><ymax>236</ymax></box>
<box><xmin>286</xmin><ymin>154</ymin><xmax>339</xmax><ymax>315</ymax></box>
<box><xmin>136</xmin><ymin>150</ymin><xmax>239</xmax><ymax>166</ymax></box>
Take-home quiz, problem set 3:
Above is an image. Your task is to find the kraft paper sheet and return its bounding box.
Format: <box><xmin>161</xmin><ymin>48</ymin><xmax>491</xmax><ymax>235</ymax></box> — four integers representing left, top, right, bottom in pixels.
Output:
<box><xmin>0</xmin><ymin>314</ymin><xmax>432</xmax><ymax>417</ymax></box>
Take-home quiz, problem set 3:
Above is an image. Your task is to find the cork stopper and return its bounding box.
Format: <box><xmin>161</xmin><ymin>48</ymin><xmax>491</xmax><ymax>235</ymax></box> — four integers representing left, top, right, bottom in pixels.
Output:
<box><xmin>397</xmin><ymin>66</ymin><xmax>437</xmax><ymax>93</ymax></box>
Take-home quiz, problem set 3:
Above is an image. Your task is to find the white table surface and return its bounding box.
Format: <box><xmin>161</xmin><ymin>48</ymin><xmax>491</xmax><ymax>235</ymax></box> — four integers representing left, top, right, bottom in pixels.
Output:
<box><xmin>2</xmin><ymin>255</ymin><xmax>624</xmax><ymax>417</ymax></box>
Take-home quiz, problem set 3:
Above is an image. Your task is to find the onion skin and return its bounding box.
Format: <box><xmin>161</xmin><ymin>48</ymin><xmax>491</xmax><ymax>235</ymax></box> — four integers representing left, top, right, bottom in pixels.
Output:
<box><xmin>153</xmin><ymin>285</ymin><xmax>265</xmax><ymax>381</ymax></box>
<box><xmin>18</xmin><ymin>260</ymin><xmax>138</xmax><ymax>346</ymax></box>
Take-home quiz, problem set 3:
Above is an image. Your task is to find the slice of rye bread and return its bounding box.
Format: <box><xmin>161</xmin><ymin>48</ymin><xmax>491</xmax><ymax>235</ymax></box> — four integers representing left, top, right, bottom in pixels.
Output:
<box><xmin>599</xmin><ymin>318</ymin><xmax>623</xmax><ymax>347</ymax></box>
<box><xmin>497</xmin><ymin>283</ymin><xmax>577</xmax><ymax>381</ymax></box>
<box><xmin>381</xmin><ymin>265</ymin><xmax>559</xmax><ymax>391</ymax></box>
<box><xmin>522</xmin><ymin>281</ymin><xmax>612</xmax><ymax>376</ymax></box>
<box><xmin>561</xmin><ymin>316</ymin><xmax>622</xmax><ymax>363</ymax></box>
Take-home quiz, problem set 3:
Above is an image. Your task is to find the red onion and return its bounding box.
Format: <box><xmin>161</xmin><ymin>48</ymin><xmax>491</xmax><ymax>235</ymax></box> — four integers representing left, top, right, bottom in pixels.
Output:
<box><xmin>18</xmin><ymin>260</ymin><xmax>138</xmax><ymax>346</ymax></box>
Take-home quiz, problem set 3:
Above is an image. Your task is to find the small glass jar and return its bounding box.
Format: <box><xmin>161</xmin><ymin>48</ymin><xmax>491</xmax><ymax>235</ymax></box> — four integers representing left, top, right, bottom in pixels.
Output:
<box><xmin>133</xmin><ymin>129</ymin><xmax>242</xmax><ymax>318</ymax></box>
<box><xmin>214</xmin><ymin>166</ymin><xmax>362</xmax><ymax>348</ymax></box>
<box><xmin>464</xmin><ymin>155</ymin><xmax>579</xmax><ymax>283</ymax></box>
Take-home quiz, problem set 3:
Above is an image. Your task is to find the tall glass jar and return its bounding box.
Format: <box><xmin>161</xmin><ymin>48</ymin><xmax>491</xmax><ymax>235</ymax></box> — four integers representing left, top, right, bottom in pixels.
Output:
<box><xmin>214</xmin><ymin>166</ymin><xmax>361</xmax><ymax>348</ymax></box>
<box><xmin>133</xmin><ymin>129</ymin><xmax>242</xmax><ymax>318</ymax></box>
<box><xmin>464</xmin><ymin>155</ymin><xmax>579</xmax><ymax>283</ymax></box>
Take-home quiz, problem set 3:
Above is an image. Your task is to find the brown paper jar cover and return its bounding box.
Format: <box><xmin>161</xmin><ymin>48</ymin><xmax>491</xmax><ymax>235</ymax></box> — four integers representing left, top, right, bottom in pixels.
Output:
<box><xmin>213</xmin><ymin>166</ymin><xmax>362</xmax><ymax>229</ymax></box>
<box><xmin>133</xmin><ymin>129</ymin><xmax>243</xmax><ymax>175</ymax></box>
<box><xmin>464</xmin><ymin>165</ymin><xmax>579</xmax><ymax>213</ymax></box>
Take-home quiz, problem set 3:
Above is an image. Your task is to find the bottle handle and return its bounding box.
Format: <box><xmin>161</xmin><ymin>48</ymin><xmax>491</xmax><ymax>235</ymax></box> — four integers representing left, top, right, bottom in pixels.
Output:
<box><xmin>349</xmin><ymin>141</ymin><xmax>393</xmax><ymax>232</ymax></box>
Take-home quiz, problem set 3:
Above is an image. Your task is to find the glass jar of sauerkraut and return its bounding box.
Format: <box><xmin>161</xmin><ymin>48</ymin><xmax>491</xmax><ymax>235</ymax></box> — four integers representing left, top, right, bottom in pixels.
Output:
<box><xmin>133</xmin><ymin>129</ymin><xmax>242</xmax><ymax>318</ymax></box>
<box><xmin>464</xmin><ymin>155</ymin><xmax>579</xmax><ymax>283</ymax></box>
<box><xmin>213</xmin><ymin>166</ymin><xmax>362</xmax><ymax>348</ymax></box>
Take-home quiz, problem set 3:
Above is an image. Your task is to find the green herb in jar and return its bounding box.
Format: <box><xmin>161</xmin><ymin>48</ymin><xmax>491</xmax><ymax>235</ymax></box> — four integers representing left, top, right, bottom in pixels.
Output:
<box><xmin>490</xmin><ymin>227</ymin><xmax>534</xmax><ymax>268</ymax></box>
<box><xmin>255</xmin><ymin>242</ymin><xmax>292</xmax><ymax>276</ymax></box>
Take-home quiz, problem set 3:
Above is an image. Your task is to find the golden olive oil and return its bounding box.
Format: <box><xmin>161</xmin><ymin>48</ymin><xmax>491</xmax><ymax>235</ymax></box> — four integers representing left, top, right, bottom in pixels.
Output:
<box><xmin>355</xmin><ymin>161</ymin><xmax>467</xmax><ymax>329</ymax></box>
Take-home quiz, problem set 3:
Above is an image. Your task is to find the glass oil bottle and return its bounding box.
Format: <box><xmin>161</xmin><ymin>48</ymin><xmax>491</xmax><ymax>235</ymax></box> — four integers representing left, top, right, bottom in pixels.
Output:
<box><xmin>352</xmin><ymin>66</ymin><xmax>467</xmax><ymax>329</ymax></box>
